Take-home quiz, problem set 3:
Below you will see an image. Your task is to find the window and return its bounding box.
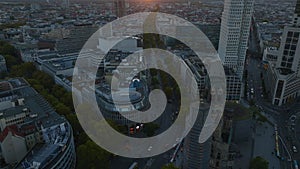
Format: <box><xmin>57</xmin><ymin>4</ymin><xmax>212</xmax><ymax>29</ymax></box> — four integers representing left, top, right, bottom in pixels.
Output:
<box><xmin>293</xmin><ymin>38</ymin><xmax>298</xmax><ymax>44</ymax></box>
<box><xmin>217</xmin><ymin>153</ymin><xmax>221</xmax><ymax>159</ymax></box>
<box><xmin>283</xmin><ymin>56</ymin><xmax>287</xmax><ymax>61</ymax></box>
<box><xmin>285</xmin><ymin>44</ymin><xmax>290</xmax><ymax>50</ymax></box>
<box><xmin>288</xmin><ymin>31</ymin><xmax>293</xmax><ymax>38</ymax></box>
<box><xmin>275</xmin><ymin>80</ymin><xmax>284</xmax><ymax>98</ymax></box>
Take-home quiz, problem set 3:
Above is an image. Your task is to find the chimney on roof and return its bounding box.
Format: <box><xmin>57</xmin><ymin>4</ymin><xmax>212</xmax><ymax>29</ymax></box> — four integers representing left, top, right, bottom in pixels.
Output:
<box><xmin>18</xmin><ymin>98</ymin><xmax>25</xmax><ymax>106</ymax></box>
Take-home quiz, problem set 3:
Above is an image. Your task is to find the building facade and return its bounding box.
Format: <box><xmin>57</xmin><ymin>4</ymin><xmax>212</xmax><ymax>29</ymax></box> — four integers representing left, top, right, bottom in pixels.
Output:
<box><xmin>209</xmin><ymin>111</ymin><xmax>235</xmax><ymax>169</ymax></box>
<box><xmin>115</xmin><ymin>0</ymin><xmax>126</xmax><ymax>18</ymax></box>
<box><xmin>0</xmin><ymin>78</ymin><xmax>76</xmax><ymax>168</ymax></box>
<box><xmin>0</xmin><ymin>125</ymin><xmax>27</xmax><ymax>165</ymax></box>
<box><xmin>183</xmin><ymin>104</ymin><xmax>211</xmax><ymax>169</ymax></box>
<box><xmin>0</xmin><ymin>55</ymin><xmax>7</xmax><ymax>73</ymax></box>
<box><xmin>218</xmin><ymin>0</ymin><xmax>255</xmax><ymax>101</ymax></box>
<box><xmin>265</xmin><ymin>0</ymin><xmax>300</xmax><ymax>106</ymax></box>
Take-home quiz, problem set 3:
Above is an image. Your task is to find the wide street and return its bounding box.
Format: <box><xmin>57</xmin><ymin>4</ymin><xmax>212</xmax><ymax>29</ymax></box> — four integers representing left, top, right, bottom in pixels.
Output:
<box><xmin>247</xmin><ymin>28</ymin><xmax>300</xmax><ymax>169</ymax></box>
<box><xmin>109</xmin><ymin>94</ymin><xmax>180</xmax><ymax>169</ymax></box>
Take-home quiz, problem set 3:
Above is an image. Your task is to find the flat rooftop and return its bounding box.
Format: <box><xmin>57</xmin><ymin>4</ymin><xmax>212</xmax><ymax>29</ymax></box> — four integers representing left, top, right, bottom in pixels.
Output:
<box><xmin>0</xmin><ymin>78</ymin><xmax>72</xmax><ymax>169</ymax></box>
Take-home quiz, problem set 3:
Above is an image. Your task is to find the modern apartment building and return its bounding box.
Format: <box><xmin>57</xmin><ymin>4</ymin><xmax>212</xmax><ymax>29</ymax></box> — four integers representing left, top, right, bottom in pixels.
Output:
<box><xmin>218</xmin><ymin>0</ymin><xmax>255</xmax><ymax>101</ymax></box>
<box><xmin>265</xmin><ymin>0</ymin><xmax>300</xmax><ymax>106</ymax></box>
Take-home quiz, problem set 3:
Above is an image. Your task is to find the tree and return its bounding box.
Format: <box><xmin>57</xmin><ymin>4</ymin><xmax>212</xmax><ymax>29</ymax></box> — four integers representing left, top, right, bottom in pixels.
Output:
<box><xmin>0</xmin><ymin>43</ymin><xmax>17</xmax><ymax>56</ymax></box>
<box><xmin>143</xmin><ymin>122</ymin><xmax>160</xmax><ymax>137</ymax></box>
<box><xmin>150</xmin><ymin>68</ymin><xmax>158</xmax><ymax>76</ymax></box>
<box><xmin>225</xmin><ymin>102</ymin><xmax>252</xmax><ymax>121</ymax></box>
<box><xmin>4</xmin><ymin>55</ymin><xmax>19</xmax><ymax>71</ymax></box>
<box><xmin>107</xmin><ymin>120</ymin><xmax>128</xmax><ymax>135</ymax></box>
<box><xmin>55</xmin><ymin>103</ymin><xmax>72</xmax><ymax>116</ymax></box>
<box><xmin>76</xmin><ymin>140</ymin><xmax>111</xmax><ymax>169</ymax></box>
<box><xmin>61</xmin><ymin>92</ymin><xmax>74</xmax><ymax>109</ymax></box>
<box><xmin>52</xmin><ymin>84</ymin><xmax>66</xmax><ymax>98</ymax></box>
<box><xmin>152</xmin><ymin>77</ymin><xmax>160</xmax><ymax>86</ymax></box>
<box><xmin>32</xmin><ymin>71</ymin><xmax>54</xmax><ymax>90</ymax></box>
<box><xmin>250</xmin><ymin>156</ymin><xmax>269</xmax><ymax>169</ymax></box>
<box><xmin>160</xmin><ymin>73</ymin><xmax>169</xmax><ymax>87</ymax></box>
<box><xmin>164</xmin><ymin>87</ymin><xmax>173</xmax><ymax>99</ymax></box>
<box><xmin>161</xmin><ymin>164</ymin><xmax>179</xmax><ymax>169</ymax></box>
<box><xmin>249</xmin><ymin>99</ymin><xmax>255</xmax><ymax>106</ymax></box>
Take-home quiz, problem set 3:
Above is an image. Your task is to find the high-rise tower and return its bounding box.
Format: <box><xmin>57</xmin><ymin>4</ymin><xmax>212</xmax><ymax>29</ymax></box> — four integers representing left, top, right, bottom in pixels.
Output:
<box><xmin>218</xmin><ymin>0</ymin><xmax>254</xmax><ymax>100</ymax></box>
<box><xmin>115</xmin><ymin>0</ymin><xmax>126</xmax><ymax>18</ymax></box>
<box><xmin>218</xmin><ymin>0</ymin><xmax>255</xmax><ymax>78</ymax></box>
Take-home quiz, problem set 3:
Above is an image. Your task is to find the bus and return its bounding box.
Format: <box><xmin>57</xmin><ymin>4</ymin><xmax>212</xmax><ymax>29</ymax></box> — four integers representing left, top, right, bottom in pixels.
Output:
<box><xmin>294</xmin><ymin>160</ymin><xmax>298</xmax><ymax>169</ymax></box>
<box><xmin>129</xmin><ymin>162</ymin><xmax>138</xmax><ymax>169</ymax></box>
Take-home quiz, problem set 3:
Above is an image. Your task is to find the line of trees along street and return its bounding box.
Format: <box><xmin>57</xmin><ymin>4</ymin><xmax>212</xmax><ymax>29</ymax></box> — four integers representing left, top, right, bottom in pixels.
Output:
<box><xmin>0</xmin><ymin>41</ymin><xmax>112</xmax><ymax>169</ymax></box>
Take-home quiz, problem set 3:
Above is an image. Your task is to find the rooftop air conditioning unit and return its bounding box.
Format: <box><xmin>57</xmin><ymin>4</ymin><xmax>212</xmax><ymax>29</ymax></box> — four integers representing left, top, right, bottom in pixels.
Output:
<box><xmin>18</xmin><ymin>98</ymin><xmax>25</xmax><ymax>106</ymax></box>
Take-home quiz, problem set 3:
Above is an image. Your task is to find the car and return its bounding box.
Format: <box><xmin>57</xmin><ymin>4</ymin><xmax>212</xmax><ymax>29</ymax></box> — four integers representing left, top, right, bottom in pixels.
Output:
<box><xmin>293</xmin><ymin>146</ymin><xmax>298</xmax><ymax>153</ymax></box>
<box><xmin>290</xmin><ymin>115</ymin><xmax>297</xmax><ymax>122</ymax></box>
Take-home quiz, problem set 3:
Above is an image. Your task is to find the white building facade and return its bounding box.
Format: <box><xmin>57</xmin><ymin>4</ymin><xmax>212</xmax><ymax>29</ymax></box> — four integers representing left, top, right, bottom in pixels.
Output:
<box><xmin>218</xmin><ymin>0</ymin><xmax>255</xmax><ymax>101</ymax></box>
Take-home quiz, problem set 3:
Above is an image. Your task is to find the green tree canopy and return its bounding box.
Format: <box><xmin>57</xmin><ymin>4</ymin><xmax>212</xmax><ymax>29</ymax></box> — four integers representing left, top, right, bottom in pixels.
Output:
<box><xmin>76</xmin><ymin>140</ymin><xmax>111</xmax><ymax>169</ymax></box>
<box><xmin>32</xmin><ymin>71</ymin><xmax>54</xmax><ymax>90</ymax></box>
<box><xmin>250</xmin><ymin>156</ymin><xmax>269</xmax><ymax>169</ymax></box>
<box><xmin>161</xmin><ymin>164</ymin><xmax>179</xmax><ymax>169</ymax></box>
<box><xmin>0</xmin><ymin>43</ymin><xmax>18</xmax><ymax>56</ymax></box>
<box><xmin>3</xmin><ymin>55</ymin><xmax>19</xmax><ymax>71</ymax></box>
<box><xmin>143</xmin><ymin>122</ymin><xmax>160</xmax><ymax>137</ymax></box>
<box><xmin>152</xmin><ymin>76</ymin><xmax>160</xmax><ymax>86</ymax></box>
<box><xmin>52</xmin><ymin>84</ymin><xmax>66</xmax><ymax>98</ymax></box>
<box><xmin>55</xmin><ymin>103</ymin><xmax>72</xmax><ymax>116</ymax></box>
<box><xmin>10</xmin><ymin>62</ymin><xmax>35</xmax><ymax>78</ymax></box>
<box><xmin>150</xmin><ymin>68</ymin><xmax>158</xmax><ymax>76</ymax></box>
<box><xmin>164</xmin><ymin>87</ymin><xmax>173</xmax><ymax>99</ymax></box>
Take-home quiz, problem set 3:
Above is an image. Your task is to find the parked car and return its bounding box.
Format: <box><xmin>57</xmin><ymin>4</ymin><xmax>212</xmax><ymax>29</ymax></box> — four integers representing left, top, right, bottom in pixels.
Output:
<box><xmin>293</xmin><ymin>146</ymin><xmax>298</xmax><ymax>153</ymax></box>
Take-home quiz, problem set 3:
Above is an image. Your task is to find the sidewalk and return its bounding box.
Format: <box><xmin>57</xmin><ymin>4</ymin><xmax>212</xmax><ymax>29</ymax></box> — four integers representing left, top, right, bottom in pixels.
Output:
<box><xmin>233</xmin><ymin>119</ymin><xmax>253</xmax><ymax>169</ymax></box>
<box><xmin>253</xmin><ymin>122</ymin><xmax>280</xmax><ymax>169</ymax></box>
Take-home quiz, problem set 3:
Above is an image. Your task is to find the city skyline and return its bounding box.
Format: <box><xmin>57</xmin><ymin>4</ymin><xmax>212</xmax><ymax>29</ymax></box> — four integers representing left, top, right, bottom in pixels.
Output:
<box><xmin>0</xmin><ymin>1</ymin><xmax>299</xmax><ymax>169</ymax></box>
